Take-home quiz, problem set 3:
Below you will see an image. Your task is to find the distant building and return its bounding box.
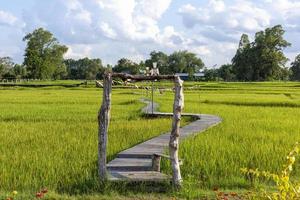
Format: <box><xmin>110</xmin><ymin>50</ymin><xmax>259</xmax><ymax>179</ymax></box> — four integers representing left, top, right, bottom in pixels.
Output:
<box><xmin>175</xmin><ymin>73</ymin><xmax>204</xmax><ymax>80</ymax></box>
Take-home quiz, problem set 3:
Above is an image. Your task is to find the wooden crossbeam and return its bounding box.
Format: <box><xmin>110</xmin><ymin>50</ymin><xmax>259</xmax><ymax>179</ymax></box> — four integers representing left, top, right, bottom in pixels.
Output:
<box><xmin>152</xmin><ymin>153</ymin><xmax>183</xmax><ymax>172</ymax></box>
<box><xmin>111</xmin><ymin>73</ymin><xmax>177</xmax><ymax>82</ymax></box>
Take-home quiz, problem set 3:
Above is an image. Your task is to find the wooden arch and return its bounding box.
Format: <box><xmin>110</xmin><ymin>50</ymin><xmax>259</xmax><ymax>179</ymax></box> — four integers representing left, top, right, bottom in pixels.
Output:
<box><xmin>98</xmin><ymin>73</ymin><xmax>184</xmax><ymax>187</ymax></box>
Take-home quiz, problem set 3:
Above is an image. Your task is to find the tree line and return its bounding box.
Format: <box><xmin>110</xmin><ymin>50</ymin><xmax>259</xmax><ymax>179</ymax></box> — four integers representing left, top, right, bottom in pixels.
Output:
<box><xmin>204</xmin><ymin>25</ymin><xmax>300</xmax><ymax>81</ymax></box>
<box><xmin>1</xmin><ymin>26</ymin><xmax>300</xmax><ymax>81</ymax></box>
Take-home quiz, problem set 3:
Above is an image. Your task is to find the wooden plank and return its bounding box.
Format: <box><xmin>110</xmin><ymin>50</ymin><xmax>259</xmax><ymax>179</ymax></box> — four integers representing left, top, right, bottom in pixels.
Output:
<box><xmin>111</xmin><ymin>73</ymin><xmax>176</xmax><ymax>82</ymax></box>
<box><xmin>153</xmin><ymin>153</ymin><xmax>183</xmax><ymax>165</ymax></box>
<box><xmin>107</xmin><ymin>158</ymin><xmax>152</xmax><ymax>171</ymax></box>
<box><xmin>108</xmin><ymin>171</ymin><xmax>170</xmax><ymax>182</ymax></box>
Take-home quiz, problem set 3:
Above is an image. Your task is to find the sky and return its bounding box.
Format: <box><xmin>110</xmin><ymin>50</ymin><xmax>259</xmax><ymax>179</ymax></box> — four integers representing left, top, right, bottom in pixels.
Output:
<box><xmin>0</xmin><ymin>0</ymin><xmax>300</xmax><ymax>67</ymax></box>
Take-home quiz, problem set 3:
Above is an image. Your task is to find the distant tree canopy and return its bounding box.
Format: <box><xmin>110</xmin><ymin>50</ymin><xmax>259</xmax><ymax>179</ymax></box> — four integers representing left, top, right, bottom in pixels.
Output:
<box><xmin>203</xmin><ymin>68</ymin><xmax>219</xmax><ymax>81</ymax></box>
<box><xmin>64</xmin><ymin>58</ymin><xmax>104</xmax><ymax>80</ymax></box>
<box><xmin>19</xmin><ymin>29</ymin><xmax>204</xmax><ymax>80</ymax></box>
<box><xmin>145</xmin><ymin>51</ymin><xmax>169</xmax><ymax>74</ymax></box>
<box><xmin>23</xmin><ymin>28</ymin><xmax>68</xmax><ymax>80</ymax></box>
<box><xmin>114</xmin><ymin>50</ymin><xmax>205</xmax><ymax>77</ymax></box>
<box><xmin>0</xmin><ymin>57</ymin><xmax>14</xmax><ymax>79</ymax></box>
<box><xmin>218</xmin><ymin>64</ymin><xmax>235</xmax><ymax>81</ymax></box>
<box><xmin>11</xmin><ymin>64</ymin><xmax>27</xmax><ymax>79</ymax></box>
<box><xmin>232</xmin><ymin>25</ymin><xmax>291</xmax><ymax>81</ymax></box>
<box><xmin>168</xmin><ymin>51</ymin><xmax>204</xmax><ymax>77</ymax></box>
<box><xmin>3</xmin><ymin>25</ymin><xmax>300</xmax><ymax>82</ymax></box>
<box><xmin>113</xmin><ymin>58</ymin><xmax>140</xmax><ymax>74</ymax></box>
<box><xmin>0</xmin><ymin>57</ymin><xmax>26</xmax><ymax>79</ymax></box>
<box><xmin>290</xmin><ymin>54</ymin><xmax>300</xmax><ymax>81</ymax></box>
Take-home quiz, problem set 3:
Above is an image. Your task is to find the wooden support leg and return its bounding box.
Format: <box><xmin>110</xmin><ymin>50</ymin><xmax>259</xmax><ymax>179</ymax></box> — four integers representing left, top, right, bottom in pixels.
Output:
<box><xmin>98</xmin><ymin>73</ymin><xmax>112</xmax><ymax>182</ymax></box>
<box><xmin>169</xmin><ymin>76</ymin><xmax>184</xmax><ymax>188</ymax></box>
<box><xmin>152</xmin><ymin>154</ymin><xmax>161</xmax><ymax>172</ymax></box>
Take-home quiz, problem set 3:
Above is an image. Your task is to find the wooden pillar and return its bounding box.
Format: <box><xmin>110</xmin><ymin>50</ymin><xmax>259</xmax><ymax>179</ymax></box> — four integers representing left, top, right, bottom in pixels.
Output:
<box><xmin>152</xmin><ymin>154</ymin><xmax>161</xmax><ymax>171</ymax></box>
<box><xmin>169</xmin><ymin>76</ymin><xmax>184</xmax><ymax>187</ymax></box>
<box><xmin>98</xmin><ymin>73</ymin><xmax>112</xmax><ymax>182</ymax></box>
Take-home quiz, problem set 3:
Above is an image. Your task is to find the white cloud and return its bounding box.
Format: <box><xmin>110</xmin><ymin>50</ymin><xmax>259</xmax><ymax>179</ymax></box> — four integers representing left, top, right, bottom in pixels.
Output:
<box><xmin>1</xmin><ymin>0</ymin><xmax>300</xmax><ymax>67</ymax></box>
<box><xmin>209</xmin><ymin>0</ymin><xmax>226</xmax><ymax>13</ymax></box>
<box><xmin>0</xmin><ymin>10</ymin><xmax>18</xmax><ymax>26</ymax></box>
<box><xmin>94</xmin><ymin>0</ymin><xmax>172</xmax><ymax>42</ymax></box>
<box><xmin>65</xmin><ymin>44</ymin><xmax>92</xmax><ymax>59</ymax></box>
<box><xmin>99</xmin><ymin>22</ymin><xmax>117</xmax><ymax>39</ymax></box>
<box><xmin>189</xmin><ymin>46</ymin><xmax>211</xmax><ymax>56</ymax></box>
<box><xmin>178</xmin><ymin>0</ymin><xmax>300</xmax><ymax>67</ymax></box>
<box><xmin>21</xmin><ymin>0</ymin><xmax>207</xmax><ymax>64</ymax></box>
<box><xmin>23</xmin><ymin>0</ymin><xmax>174</xmax><ymax>43</ymax></box>
<box><xmin>265</xmin><ymin>0</ymin><xmax>300</xmax><ymax>32</ymax></box>
<box><xmin>179</xmin><ymin>0</ymin><xmax>271</xmax><ymax>33</ymax></box>
<box><xmin>0</xmin><ymin>10</ymin><xmax>24</xmax><ymax>62</ymax></box>
<box><xmin>134</xmin><ymin>0</ymin><xmax>172</xmax><ymax>19</ymax></box>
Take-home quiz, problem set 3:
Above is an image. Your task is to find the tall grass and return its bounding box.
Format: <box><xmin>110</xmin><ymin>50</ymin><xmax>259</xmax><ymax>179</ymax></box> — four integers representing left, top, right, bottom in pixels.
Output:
<box><xmin>0</xmin><ymin>88</ymin><xmax>184</xmax><ymax>194</ymax></box>
<box><xmin>1</xmin><ymin>82</ymin><xmax>300</xmax><ymax>199</ymax></box>
<box><xmin>155</xmin><ymin>83</ymin><xmax>300</xmax><ymax>198</ymax></box>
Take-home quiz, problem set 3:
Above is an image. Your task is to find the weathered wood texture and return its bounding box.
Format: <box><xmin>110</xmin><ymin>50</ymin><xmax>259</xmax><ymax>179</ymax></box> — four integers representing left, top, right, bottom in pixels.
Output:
<box><xmin>152</xmin><ymin>154</ymin><xmax>161</xmax><ymax>172</ymax></box>
<box><xmin>169</xmin><ymin>76</ymin><xmax>184</xmax><ymax>187</ymax></box>
<box><xmin>111</xmin><ymin>73</ymin><xmax>176</xmax><ymax>82</ymax></box>
<box><xmin>95</xmin><ymin>80</ymin><xmax>103</xmax><ymax>88</ymax></box>
<box><xmin>108</xmin><ymin>171</ymin><xmax>169</xmax><ymax>182</ymax></box>
<box><xmin>98</xmin><ymin>73</ymin><xmax>112</xmax><ymax>182</ymax></box>
<box><xmin>151</xmin><ymin>153</ymin><xmax>183</xmax><ymax>172</ymax></box>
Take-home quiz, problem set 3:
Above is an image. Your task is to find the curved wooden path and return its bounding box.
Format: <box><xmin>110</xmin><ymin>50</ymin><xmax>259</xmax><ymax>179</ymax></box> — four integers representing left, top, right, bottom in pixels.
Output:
<box><xmin>107</xmin><ymin>99</ymin><xmax>222</xmax><ymax>182</ymax></box>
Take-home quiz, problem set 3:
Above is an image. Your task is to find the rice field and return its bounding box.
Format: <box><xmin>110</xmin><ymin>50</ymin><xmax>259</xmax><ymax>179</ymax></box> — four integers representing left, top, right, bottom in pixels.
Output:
<box><xmin>0</xmin><ymin>82</ymin><xmax>300</xmax><ymax>199</ymax></box>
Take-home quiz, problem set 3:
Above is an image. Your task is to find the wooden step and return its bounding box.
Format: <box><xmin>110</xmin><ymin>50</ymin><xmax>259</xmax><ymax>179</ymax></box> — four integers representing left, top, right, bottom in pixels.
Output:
<box><xmin>107</xmin><ymin>170</ymin><xmax>170</xmax><ymax>182</ymax></box>
<box><xmin>107</xmin><ymin>158</ymin><xmax>153</xmax><ymax>171</ymax></box>
<box><xmin>117</xmin><ymin>154</ymin><xmax>152</xmax><ymax>159</ymax></box>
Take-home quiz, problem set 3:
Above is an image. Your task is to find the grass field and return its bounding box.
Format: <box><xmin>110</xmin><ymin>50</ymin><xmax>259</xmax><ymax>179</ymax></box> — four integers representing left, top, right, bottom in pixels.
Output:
<box><xmin>1</xmin><ymin>82</ymin><xmax>300</xmax><ymax>199</ymax></box>
<box><xmin>157</xmin><ymin>82</ymin><xmax>300</xmax><ymax>198</ymax></box>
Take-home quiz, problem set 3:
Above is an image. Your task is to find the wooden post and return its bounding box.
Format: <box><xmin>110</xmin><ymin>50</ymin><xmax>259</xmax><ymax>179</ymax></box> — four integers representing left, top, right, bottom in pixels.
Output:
<box><xmin>169</xmin><ymin>76</ymin><xmax>184</xmax><ymax>187</ymax></box>
<box><xmin>98</xmin><ymin>73</ymin><xmax>112</xmax><ymax>182</ymax></box>
<box><xmin>152</xmin><ymin>154</ymin><xmax>161</xmax><ymax>171</ymax></box>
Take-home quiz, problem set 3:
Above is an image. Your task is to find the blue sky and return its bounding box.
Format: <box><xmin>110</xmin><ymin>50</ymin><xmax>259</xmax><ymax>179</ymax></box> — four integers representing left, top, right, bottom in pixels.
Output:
<box><xmin>0</xmin><ymin>0</ymin><xmax>300</xmax><ymax>67</ymax></box>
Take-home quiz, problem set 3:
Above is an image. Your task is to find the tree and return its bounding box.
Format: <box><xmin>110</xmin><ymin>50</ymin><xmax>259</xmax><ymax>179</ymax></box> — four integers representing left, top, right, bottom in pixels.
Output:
<box><xmin>290</xmin><ymin>54</ymin><xmax>300</xmax><ymax>81</ymax></box>
<box><xmin>84</xmin><ymin>58</ymin><xmax>104</xmax><ymax>80</ymax></box>
<box><xmin>252</xmin><ymin>25</ymin><xmax>290</xmax><ymax>81</ymax></box>
<box><xmin>0</xmin><ymin>57</ymin><xmax>14</xmax><ymax>79</ymax></box>
<box><xmin>232</xmin><ymin>34</ymin><xmax>253</xmax><ymax>81</ymax></box>
<box><xmin>12</xmin><ymin>64</ymin><xmax>27</xmax><ymax>79</ymax></box>
<box><xmin>65</xmin><ymin>58</ymin><xmax>104</xmax><ymax>80</ymax></box>
<box><xmin>145</xmin><ymin>51</ymin><xmax>169</xmax><ymax>74</ymax></box>
<box><xmin>168</xmin><ymin>50</ymin><xmax>204</xmax><ymax>77</ymax></box>
<box><xmin>0</xmin><ymin>57</ymin><xmax>28</xmax><ymax>79</ymax></box>
<box><xmin>276</xmin><ymin>67</ymin><xmax>291</xmax><ymax>81</ymax></box>
<box><xmin>238</xmin><ymin>34</ymin><xmax>250</xmax><ymax>51</ymax></box>
<box><xmin>113</xmin><ymin>58</ymin><xmax>140</xmax><ymax>74</ymax></box>
<box><xmin>232</xmin><ymin>25</ymin><xmax>291</xmax><ymax>81</ymax></box>
<box><xmin>204</xmin><ymin>68</ymin><xmax>219</xmax><ymax>81</ymax></box>
<box><xmin>23</xmin><ymin>28</ymin><xmax>68</xmax><ymax>79</ymax></box>
<box><xmin>218</xmin><ymin>64</ymin><xmax>236</xmax><ymax>81</ymax></box>
<box><xmin>232</xmin><ymin>34</ymin><xmax>255</xmax><ymax>81</ymax></box>
<box><xmin>53</xmin><ymin>64</ymin><xmax>67</xmax><ymax>80</ymax></box>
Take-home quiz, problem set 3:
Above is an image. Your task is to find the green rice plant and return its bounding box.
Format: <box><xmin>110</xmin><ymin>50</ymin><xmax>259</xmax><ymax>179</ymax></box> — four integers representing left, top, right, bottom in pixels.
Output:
<box><xmin>155</xmin><ymin>83</ymin><xmax>300</xmax><ymax>198</ymax></box>
<box><xmin>0</xmin><ymin>88</ymin><xmax>190</xmax><ymax>193</ymax></box>
<box><xmin>1</xmin><ymin>82</ymin><xmax>300</xmax><ymax>199</ymax></box>
<box><xmin>241</xmin><ymin>143</ymin><xmax>300</xmax><ymax>200</ymax></box>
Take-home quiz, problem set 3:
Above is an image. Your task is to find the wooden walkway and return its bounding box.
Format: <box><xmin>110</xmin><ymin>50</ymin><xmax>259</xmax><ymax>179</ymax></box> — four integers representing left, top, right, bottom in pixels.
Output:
<box><xmin>107</xmin><ymin>99</ymin><xmax>222</xmax><ymax>182</ymax></box>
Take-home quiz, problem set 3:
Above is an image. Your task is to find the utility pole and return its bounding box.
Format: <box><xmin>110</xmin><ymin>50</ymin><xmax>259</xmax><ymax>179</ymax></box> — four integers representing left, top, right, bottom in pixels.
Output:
<box><xmin>151</xmin><ymin>62</ymin><xmax>159</xmax><ymax>114</ymax></box>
